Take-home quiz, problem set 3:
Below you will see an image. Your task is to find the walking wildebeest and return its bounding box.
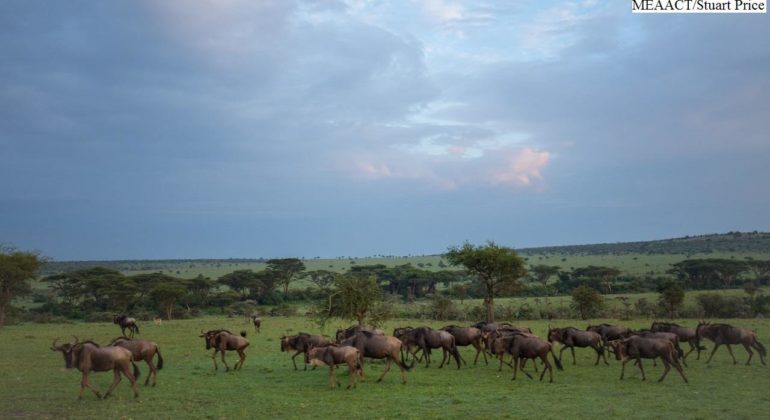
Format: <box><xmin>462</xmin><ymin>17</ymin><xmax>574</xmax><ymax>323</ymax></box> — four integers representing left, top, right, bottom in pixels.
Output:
<box><xmin>396</xmin><ymin>326</ymin><xmax>461</xmax><ymax>369</ymax></box>
<box><xmin>51</xmin><ymin>337</ymin><xmax>140</xmax><ymax>400</ymax></box>
<box><xmin>547</xmin><ymin>326</ymin><xmax>608</xmax><ymax>366</ymax></box>
<box><xmin>650</xmin><ymin>321</ymin><xmax>705</xmax><ymax>360</ymax></box>
<box><xmin>113</xmin><ymin>315</ymin><xmax>139</xmax><ymax>338</ymax></box>
<box><xmin>696</xmin><ymin>322</ymin><xmax>767</xmax><ymax>366</ymax></box>
<box><xmin>109</xmin><ymin>336</ymin><xmax>164</xmax><ymax>386</ymax></box>
<box><xmin>308</xmin><ymin>345</ymin><xmax>363</xmax><ymax>389</ymax></box>
<box><xmin>586</xmin><ymin>323</ymin><xmax>631</xmax><ymax>355</ymax></box>
<box><xmin>630</xmin><ymin>330</ymin><xmax>688</xmax><ymax>367</ymax></box>
<box><xmin>506</xmin><ymin>332</ymin><xmax>563</xmax><ymax>382</ymax></box>
<box><xmin>441</xmin><ymin>325</ymin><xmax>488</xmax><ymax>365</ymax></box>
<box><xmin>251</xmin><ymin>315</ymin><xmax>262</xmax><ymax>334</ymax></box>
<box><xmin>280</xmin><ymin>333</ymin><xmax>333</xmax><ymax>370</ymax></box>
<box><xmin>340</xmin><ymin>331</ymin><xmax>409</xmax><ymax>384</ymax></box>
<box><xmin>200</xmin><ymin>329</ymin><xmax>250</xmax><ymax>371</ymax></box>
<box><xmin>609</xmin><ymin>336</ymin><xmax>688</xmax><ymax>383</ymax></box>
<box><xmin>335</xmin><ymin>325</ymin><xmax>384</xmax><ymax>343</ymax></box>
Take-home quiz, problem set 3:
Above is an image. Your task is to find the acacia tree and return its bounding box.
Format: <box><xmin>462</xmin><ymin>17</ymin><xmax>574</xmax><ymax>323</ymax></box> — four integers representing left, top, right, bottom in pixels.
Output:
<box><xmin>657</xmin><ymin>279</ymin><xmax>685</xmax><ymax>319</ymax></box>
<box><xmin>530</xmin><ymin>264</ymin><xmax>561</xmax><ymax>288</ymax></box>
<box><xmin>571</xmin><ymin>285</ymin><xmax>603</xmax><ymax>320</ymax></box>
<box><xmin>0</xmin><ymin>247</ymin><xmax>43</xmax><ymax>327</ymax></box>
<box><xmin>445</xmin><ymin>242</ymin><xmax>527</xmax><ymax>322</ymax></box>
<box><xmin>267</xmin><ymin>258</ymin><xmax>306</xmax><ymax>297</ymax></box>
<box><xmin>314</xmin><ymin>273</ymin><xmax>385</xmax><ymax>328</ymax></box>
<box><xmin>150</xmin><ymin>281</ymin><xmax>188</xmax><ymax>320</ymax></box>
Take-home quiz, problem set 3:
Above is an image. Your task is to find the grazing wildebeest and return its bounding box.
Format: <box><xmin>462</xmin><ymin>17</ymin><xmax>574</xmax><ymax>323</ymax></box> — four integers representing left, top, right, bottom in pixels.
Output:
<box><xmin>280</xmin><ymin>333</ymin><xmax>333</xmax><ymax>370</ymax></box>
<box><xmin>396</xmin><ymin>327</ymin><xmax>461</xmax><ymax>369</ymax></box>
<box><xmin>308</xmin><ymin>345</ymin><xmax>363</xmax><ymax>389</ymax></box>
<box><xmin>547</xmin><ymin>326</ymin><xmax>608</xmax><ymax>366</ymax></box>
<box><xmin>251</xmin><ymin>315</ymin><xmax>262</xmax><ymax>334</ymax></box>
<box><xmin>335</xmin><ymin>325</ymin><xmax>384</xmax><ymax>343</ymax></box>
<box><xmin>506</xmin><ymin>333</ymin><xmax>563</xmax><ymax>382</ymax></box>
<box><xmin>51</xmin><ymin>337</ymin><xmax>140</xmax><ymax>400</ymax></box>
<box><xmin>696</xmin><ymin>322</ymin><xmax>767</xmax><ymax>366</ymax></box>
<box><xmin>113</xmin><ymin>315</ymin><xmax>139</xmax><ymax>338</ymax></box>
<box><xmin>200</xmin><ymin>329</ymin><xmax>249</xmax><ymax>371</ymax></box>
<box><xmin>650</xmin><ymin>321</ymin><xmax>705</xmax><ymax>360</ymax></box>
<box><xmin>441</xmin><ymin>325</ymin><xmax>488</xmax><ymax>365</ymax></box>
<box><xmin>340</xmin><ymin>331</ymin><xmax>409</xmax><ymax>384</ymax></box>
<box><xmin>108</xmin><ymin>336</ymin><xmax>164</xmax><ymax>386</ymax></box>
<box><xmin>610</xmin><ymin>336</ymin><xmax>688</xmax><ymax>383</ymax></box>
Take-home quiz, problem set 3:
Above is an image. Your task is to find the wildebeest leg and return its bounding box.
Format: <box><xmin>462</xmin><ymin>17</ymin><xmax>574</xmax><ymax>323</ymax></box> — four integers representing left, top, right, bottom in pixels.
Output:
<box><xmin>741</xmin><ymin>343</ymin><xmax>753</xmax><ymax>365</ymax></box>
<box><xmin>658</xmin><ymin>358</ymin><xmax>671</xmax><ymax>382</ymax></box>
<box><xmin>725</xmin><ymin>344</ymin><xmax>738</xmax><ymax>365</ymax></box>
<box><xmin>438</xmin><ymin>348</ymin><xmax>447</xmax><ymax>368</ymax></box>
<box><xmin>103</xmin><ymin>369</ymin><xmax>123</xmax><ymax>399</ymax></box>
<box><xmin>706</xmin><ymin>343</ymin><xmax>721</xmax><ymax>364</ymax></box>
<box><xmin>511</xmin><ymin>357</ymin><xmax>519</xmax><ymax>381</ymax></box>
<box><xmin>636</xmin><ymin>358</ymin><xmax>646</xmax><ymax>381</ymax></box>
<box><xmin>328</xmin><ymin>365</ymin><xmax>339</xmax><ymax>388</ymax></box>
<box><xmin>144</xmin><ymin>359</ymin><xmax>156</xmax><ymax>386</ymax></box>
<box><xmin>672</xmin><ymin>357</ymin><xmax>688</xmax><ymax>383</ymax></box>
<box><xmin>751</xmin><ymin>341</ymin><xmax>767</xmax><ymax>366</ymax></box>
<box><xmin>79</xmin><ymin>373</ymin><xmax>102</xmax><ymax>400</ymax></box>
<box><xmin>237</xmin><ymin>349</ymin><xmax>246</xmax><ymax>370</ymax></box>
<box><xmin>558</xmin><ymin>346</ymin><xmax>568</xmax><ymax>364</ymax></box>
<box><xmin>211</xmin><ymin>350</ymin><xmax>219</xmax><ymax>370</ymax></box>
<box><xmin>684</xmin><ymin>341</ymin><xmax>696</xmax><ymax>359</ymax></box>
<box><xmin>619</xmin><ymin>358</ymin><xmax>629</xmax><ymax>380</ymax></box>
<box><xmin>220</xmin><ymin>350</ymin><xmax>230</xmax><ymax>371</ymax></box>
<box><xmin>377</xmin><ymin>358</ymin><xmax>393</xmax><ymax>382</ymax></box>
<box><xmin>290</xmin><ymin>351</ymin><xmax>301</xmax><ymax>370</ymax></box>
<box><xmin>570</xmin><ymin>346</ymin><xmax>576</xmax><ymax>365</ymax></box>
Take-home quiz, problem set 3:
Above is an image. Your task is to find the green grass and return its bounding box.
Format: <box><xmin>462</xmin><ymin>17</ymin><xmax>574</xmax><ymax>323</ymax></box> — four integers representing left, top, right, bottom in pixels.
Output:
<box><xmin>2</xmin><ymin>316</ymin><xmax>769</xmax><ymax>419</ymax></box>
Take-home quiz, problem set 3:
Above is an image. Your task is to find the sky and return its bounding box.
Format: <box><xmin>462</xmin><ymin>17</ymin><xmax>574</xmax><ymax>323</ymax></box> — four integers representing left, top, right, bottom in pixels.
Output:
<box><xmin>1</xmin><ymin>1</ymin><xmax>769</xmax><ymax>261</ymax></box>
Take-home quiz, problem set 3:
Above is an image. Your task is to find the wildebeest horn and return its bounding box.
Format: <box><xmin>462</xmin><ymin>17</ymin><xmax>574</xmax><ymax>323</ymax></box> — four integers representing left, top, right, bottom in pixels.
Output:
<box><xmin>51</xmin><ymin>337</ymin><xmax>60</xmax><ymax>349</ymax></box>
<box><xmin>72</xmin><ymin>335</ymin><xmax>79</xmax><ymax>344</ymax></box>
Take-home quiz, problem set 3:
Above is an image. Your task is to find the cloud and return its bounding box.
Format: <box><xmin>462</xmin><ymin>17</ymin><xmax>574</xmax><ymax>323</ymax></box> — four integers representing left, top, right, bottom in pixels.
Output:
<box><xmin>491</xmin><ymin>148</ymin><xmax>550</xmax><ymax>187</ymax></box>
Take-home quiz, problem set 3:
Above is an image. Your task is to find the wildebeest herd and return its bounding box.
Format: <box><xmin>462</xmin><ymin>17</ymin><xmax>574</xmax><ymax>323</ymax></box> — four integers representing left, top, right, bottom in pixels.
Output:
<box><xmin>50</xmin><ymin>315</ymin><xmax>767</xmax><ymax>398</ymax></box>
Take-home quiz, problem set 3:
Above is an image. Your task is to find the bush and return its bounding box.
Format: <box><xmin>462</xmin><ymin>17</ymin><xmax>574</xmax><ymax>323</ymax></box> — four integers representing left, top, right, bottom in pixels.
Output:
<box><xmin>696</xmin><ymin>293</ymin><xmax>752</xmax><ymax>318</ymax></box>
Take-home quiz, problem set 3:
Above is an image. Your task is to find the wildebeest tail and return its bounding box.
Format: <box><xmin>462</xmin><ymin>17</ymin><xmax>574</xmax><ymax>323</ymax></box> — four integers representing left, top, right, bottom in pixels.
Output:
<box><xmin>135</xmin><ymin>324</ymin><xmax>140</xmax><ymax>335</ymax></box>
<box><xmin>132</xmin><ymin>362</ymin><xmax>141</xmax><ymax>380</ymax></box>
<box><xmin>551</xmin><ymin>350</ymin><xmax>563</xmax><ymax>371</ymax></box>
<box><xmin>156</xmin><ymin>345</ymin><xmax>164</xmax><ymax>370</ymax></box>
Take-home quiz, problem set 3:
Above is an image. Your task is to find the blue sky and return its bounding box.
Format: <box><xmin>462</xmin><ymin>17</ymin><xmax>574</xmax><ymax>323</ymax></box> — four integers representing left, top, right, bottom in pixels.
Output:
<box><xmin>1</xmin><ymin>1</ymin><xmax>768</xmax><ymax>260</ymax></box>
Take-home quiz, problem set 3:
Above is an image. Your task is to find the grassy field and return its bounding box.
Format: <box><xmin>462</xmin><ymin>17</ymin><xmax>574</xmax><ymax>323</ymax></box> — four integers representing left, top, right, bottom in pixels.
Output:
<box><xmin>2</xmin><ymin>316</ymin><xmax>769</xmax><ymax>419</ymax></box>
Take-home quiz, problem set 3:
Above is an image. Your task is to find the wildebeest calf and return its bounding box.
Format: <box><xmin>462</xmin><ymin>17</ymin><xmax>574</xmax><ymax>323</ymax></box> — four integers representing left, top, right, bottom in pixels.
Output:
<box><xmin>308</xmin><ymin>345</ymin><xmax>363</xmax><ymax>389</ymax></box>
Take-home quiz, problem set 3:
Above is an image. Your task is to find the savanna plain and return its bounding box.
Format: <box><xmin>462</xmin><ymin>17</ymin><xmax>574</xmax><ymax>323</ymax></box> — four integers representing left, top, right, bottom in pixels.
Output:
<box><xmin>2</xmin><ymin>316</ymin><xmax>769</xmax><ymax>419</ymax></box>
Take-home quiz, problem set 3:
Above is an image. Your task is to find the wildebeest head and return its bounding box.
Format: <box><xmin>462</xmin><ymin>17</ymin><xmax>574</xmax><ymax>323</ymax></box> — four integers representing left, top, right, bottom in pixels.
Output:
<box><xmin>50</xmin><ymin>337</ymin><xmax>96</xmax><ymax>369</ymax></box>
<box><xmin>608</xmin><ymin>339</ymin><xmax>628</xmax><ymax>360</ymax></box>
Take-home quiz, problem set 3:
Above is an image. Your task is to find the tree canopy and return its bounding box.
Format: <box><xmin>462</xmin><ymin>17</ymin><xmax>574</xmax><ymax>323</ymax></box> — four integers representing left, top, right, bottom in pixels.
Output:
<box><xmin>0</xmin><ymin>247</ymin><xmax>43</xmax><ymax>327</ymax></box>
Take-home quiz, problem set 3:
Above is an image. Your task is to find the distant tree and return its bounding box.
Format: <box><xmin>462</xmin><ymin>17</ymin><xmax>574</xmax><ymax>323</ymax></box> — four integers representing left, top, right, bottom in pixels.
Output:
<box><xmin>530</xmin><ymin>264</ymin><xmax>561</xmax><ymax>288</ymax></box>
<box><xmin>572</xmin><ymin>266</ymin><xmax>621</xmax><ymax>293</ymax></box>
<box><xmin>210</xmin><ymin>290</ymin><xmax>240</xmax><ymax>313</ymax></box>
<box><xmin>150</xmin><ymin>281</ymin><xmax>188</xmax><ymax>320</ymax></box>
<box><xmin>218</xmin><ymin>270</ymin><xmax>261</xmax><ymax>299</ymax></box>
<box><xmin>267</xmin><ymin>258</ymin><xmax>306</xmax><ymax>297</ymax></box>
<box><xmin>657</xmin><ymin>280</ymin><xmax>685</xmax><ymax>319</ymax></box>
<box><xmin>303</xmin><ymin>270</ymin><xmax>338</xmax><ymax>292</ymax></box>
<box><xmin>571</xmin><ymin>285</ymin><xmax>603</xmax><ymax>320</ymax></box>
<box><xmin>746</xmin><ymin>260</ymin><xmax>770</xmax><ymax>283</ymax></box>
<box><xmin>186</xmin><ymin>274</ymin><xmax>215</xmax><ymax>307</ymax></box>
<box><xmin>445</xmin><ymin>242</ymin><xmax>527</xmax><ymax>322</ymax></box>
<box><xmin>0</xmin><ymin>247</ymin><xmax>43</xmax><ymax>327</ymax></box>
<box><xmin>668</xmin><ymin>259</ymin><xmax>748</xmax><ymax>289</ymax></box>
<box><xmin>316</xmin><ymin>273</ymin><xmax>383</xmax><ymax>327</ymax></box>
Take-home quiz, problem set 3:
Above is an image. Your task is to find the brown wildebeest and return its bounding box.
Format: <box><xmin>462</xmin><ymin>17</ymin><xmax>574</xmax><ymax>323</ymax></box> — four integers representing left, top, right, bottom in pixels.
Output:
<box><xmin>586</xmin><ymin>323</ymin><xmax>631</xmax><ymax>354</ymax></box>
<box><xmin>109</xmin><ymin>336</ymin><xmax>164</xmax><ymax>386</ymax></box>
<box><xmin>51</xmin><ymin>337</ymin><xmax>140</xmax><ymax>400</ymax></box>
<box><xmin>481</xmin><ymin>325</ymin><xmax>533</xmax><ymax>357</ymax></box>
<box><xmin>396</xmin><ymin>327</ymin><xmax>461</xmax><ymax>369</ymax></box>
<box><xmin>696</xmin><ymin>322</ymin><xmax>767</xmax><ymax>366</ymax></box>
<box><xmin>113</xmin><ymin>315</ymin><xmax>139</xmax><ymax>338</ymax></box>
<box><xmin>280</xmin><ymin>333</ymin><xmax>333</xmax><ymax>370</ymax></box>
<box><xmin>547</xmin><ymin>326</ymin><xmax>608</xmax><ymax>365</ymax></box>
<box><xmin>506</xmin><ymin>333</ymin><xmax>563</xmax><ymax>382</ymax></box>
<box><xmin>441</xmin><ymin>325</ymin><xmax>488</xmax><ymax>365</ymax></box>
<box><xmin>650</xmin><ymin>321</ymin><xmax>705</xmax><ymax>360</ymax></box>
<box><xmin>335</xmin><ymin>325</ymin><xmax>384</xmax><ymax>343</ymax></box>
<box><xmin>340</xmin><ymin>331</ymin><xmax>409</xmax><ymax>384</ymax></box>
<box><xmin>610</xmin><ymin>336</ymin><xmax>688</xmax><ymax>383</ymax></box>
<box><xmin>308</xmin><ymin>345</ymin><xmax>363</xmax><ymax>389</ymax></box>
<box><xmin>200</xmin><ymin>329</ymin><xmax>250</xmax><ymax>371</ymax></box>
<box><xmin>251</xmin><ymin>316</ymin><xmax>262</xmax><ymax>334</ymax></box>
<box><xmin>630</xmin><ymin>330</ymin><xmax>687</xmax><ymax>367</ymax></box>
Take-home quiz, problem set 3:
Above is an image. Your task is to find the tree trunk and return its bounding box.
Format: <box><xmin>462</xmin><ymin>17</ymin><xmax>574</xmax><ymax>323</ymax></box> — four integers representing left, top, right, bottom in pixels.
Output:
<box><xmin>485</xmin><ymin>295</ymin><xmax>495</xmax><ymax>323</ymax></box>
<box><xmin>165</xmin><ymin>303</ymin><xmax>173</xmax><ymax>320</ymax></box>
<box><xmin>0</xmin><ymin>302</ymin><xmax>5</xmax><ymax>328</ymax></box>
<box><xmin>283</xmin><ymin>282</ymin><xmax>289</xmax><ymax>297</ymax></box>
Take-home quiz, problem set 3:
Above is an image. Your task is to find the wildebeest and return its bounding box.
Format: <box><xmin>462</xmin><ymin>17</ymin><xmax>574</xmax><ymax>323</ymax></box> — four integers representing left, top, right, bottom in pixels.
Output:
<box><xmin>200</xmin><ymin>329</ymin><xmax>250</xmax><ymax>371</ymax></box>
<box><xmin>609</xmin><ymin>336</ymin><xmax>688</xmax><ymax>383</ymax></box>
<box><xmin>696</xmin><ymin>322</ymin><xmax>767</xmax><ymax>366</ymax></box>
<box><xmin>280</xmin><ymin>333</ymin><xmax>333</xmax><ymax>370</ymax></box>
<box><xmin>630</xmin><ymin>330</ymin><xmax>688</xmax><ymax>367</ymax></box>
<box><xmin>251</xmin><ymin>315</ymin><xmax>262</xmax><ymax>334</ymax></box>
<box><xmin>335</xmin><ymin>325</ymin><xmax>384</xmax><ymax>343</ymax></box>
<box><xmin>113</xmin><ymin>315</ymin><xmax>139</xmax><ymax>338</ymax></box>
<box><xmin>340</xmin><ymin>331</ymin><xmax>409</xmax><ymax>384</ymax></box>
<box><xmin>395</xmin><ymin>326</ymin><xmax>461</xmax><ymax>369</ymax></box>
<box><xmin>586</xmin><ymin>323</ymin><xmax>631</xmax><ymax>354</ymax></box>
<box><xmin>547</xmin><ymin>326</ymin><xmax>608</xmax><ymax>365</ymax></box>
<box><xmin>441</xmin><ymin>325</ymin><xmax>488</xmax><ymax>365</ymax></box>
<box><xmin>50</xmin><ymin>337</ymin><xmax>140</xmax><ymax>400</ymax></box>
<box><xmin>308</xmin><ymin>345</ymin><xmax>363</xmax><ymax>389</ymax></box>
<box><xmin>506</xmin><ymin>332</ymin><xmax>563</xmax><ymax>382</ymax></box>
<box><xmin>650</xmin><ymin>321</ymin><xmax>705</xmax><ymax>360</ymax></box>
<box><xmin>108</xmin><ymin>336</ymin><xmax>164</xmax><ymax>386</ymax></box>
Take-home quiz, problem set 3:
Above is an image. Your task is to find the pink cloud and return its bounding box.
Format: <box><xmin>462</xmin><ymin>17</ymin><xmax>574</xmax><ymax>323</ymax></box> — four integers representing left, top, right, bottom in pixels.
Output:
<box><xmin>491</xmin><ymin>148</ymin><xmax>551</xmax><ymax>187</ymax></box>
